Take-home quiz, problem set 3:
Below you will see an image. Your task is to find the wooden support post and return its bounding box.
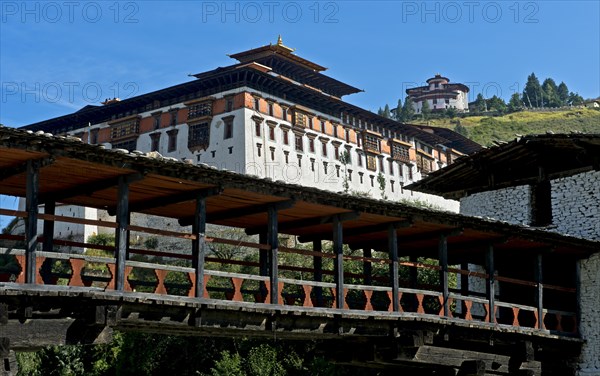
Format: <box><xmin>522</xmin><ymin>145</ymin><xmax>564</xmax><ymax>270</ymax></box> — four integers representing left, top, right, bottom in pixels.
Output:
<box><xmin>114</xmin><ymin>176</ymin><xmax>130</xmax><ymax>291</ymax></box>
<box><xmin>25</xmin><ymin>160</ymin><xmax>40</xmax><ymax>284</ymax></box>
<box><xmin>267</xmin><ymin>206</ymin><xmax>279</xmax><ymax>305</ymax></box>
<box><xmin>363</xmin><ymin>248</ymin><xmax>372</xmax><ymax>286</ymax></box>
<box><xmin>535</xmin><ymin>253</ymin><xmax>543</xmax><ymax>329</ymax></box>
<box><xmin>125</xmin><ymin>211</ymin><xmax>132</xmax><ymax>259</ymax></box>
<box><xmin>389</xmin><ymin>225</ymin><xmax>399</xmax><ymax>312</ymax></box>
<box><xmin>460</xmin><ymin>262</ymin><xmax>469</xmax><ymax>296</ymax></box>
<box><xmin>409</xmin><ymin>255</ymin><xmax>419</xmax><ymax>312</ymax></box>
<box><xmin>486</xmin><ymin>245</ymin><xmax>496</xmax><ymax>323</ymax></box>
<box><xmin>258</xmin><ymin>232</ymin><xmax>268</xmax><ymax>302</ymax></box>
<box><xmin>439</xmin><ymin>234</ymin><xmax>449</xmax><ymax>317</ymax></box>
<box><xmin>42</xmin><ymin>201</ymin><xmax>55</xmax><ymax>253</ymax></box>
<box><xmin>333</xmin><ymin>215</ymin><xmax>344</xmax><ymax>309</ymax></box>
<box><xmin>192</xmin><ymin>195</ymin><xmax>207</xmax><ymax>298</ymax></box>
<box><xmin>313</xmin><ymin>240</ymin><xmax>323</xmax><ymax>307</ymax></box>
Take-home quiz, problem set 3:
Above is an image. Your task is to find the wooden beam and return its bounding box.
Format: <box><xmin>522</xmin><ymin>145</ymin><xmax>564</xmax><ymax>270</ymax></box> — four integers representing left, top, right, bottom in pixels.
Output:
<box><xmin>267</xmin><ymin>205</ymin><xmax>279</xmax><ymax>305</ymax></box>
<box><xmin>42</xmin><ymin>201</ymin><xmax>55</xmax><ymax>253</ymax></box>
<box><xmin>389</xmin><ymin>224</ymin><xmax>399</xmax><ymax>312</ymax></box>
<box><xmin>0</xmin><ymin>157</ymin><xmax>53</xmax><ymax>181</ymax></box>
<box><xmin>439</xmin><ymin>234</ymin><xmax>449</xmax><ymax>317</ymax></box>
<box><xmin>333</xmin><ymin>215</ymin><xmax>344</xmax><ymax>309</ymax></box>
<box><xmin>179</xmin><ymin>199</ymin><xmax>295</xmax><ymax>226</ymax></box>
<box><xmin>349</xmin><ymin>230</ymin><xmax>495</xmax><ymax>257</ymax></box>
<box><xmin>245</xmin><ymin>211</ymin><xmax>359</xmax><ymax>235</ymax></box>
<box><xmin>347</xmin><ymin>228</ymin><xmax>463</xmax><ymax>256</ymax></box>
<box><xmin>192</xmin><ymin>194</ymin><xmax>208</xmax><ymax>298</ymax></box>
<box><xmin>40</xmin><ymin>172</ymin><xmax>143</xmax><ymax>203</ymax></box>
<box><xmin>534</xmin><ymin>253</ymin><xmax>543</xmax><ymax>329</ymax></box>
<box><xmin>297</xmin><ymin>220</ymin><xmax>410</xmax><ymax>243</ymax></box>
<box><xmin>114</xmin><ymin>175</ymin><xmax>130</xmax><ymax>291</ymax></box>
<box><xmin>109</xmin><ymin>187</ymin><xmax>221</xmax><ymax>215</ymax></box>
<box><xmin>25</xmin><ymin>160</ymin><xmax>40</xmax><ymax>284</ymax></box>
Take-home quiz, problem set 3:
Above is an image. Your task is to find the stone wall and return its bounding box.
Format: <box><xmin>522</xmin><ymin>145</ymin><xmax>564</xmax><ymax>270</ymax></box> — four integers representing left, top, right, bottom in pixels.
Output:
<box><xmin>551</xmin><ymin>171</ymin><xmax>600</xmax><ymax>241</ymax></box>
<box><xmin>578</xmin><ymin>252</ymin><xmax>600</xmax><ymax>376</ymax></box>
<box><xmin>459</xmin><ymin>185</ymin><xmax>532</xmax><ymax>225</ymax></box>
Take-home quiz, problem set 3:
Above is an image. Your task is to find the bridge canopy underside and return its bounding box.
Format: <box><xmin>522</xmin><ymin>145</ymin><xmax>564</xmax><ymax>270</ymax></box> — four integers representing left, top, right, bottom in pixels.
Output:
<box><xmin>0</xmin><ymin>127</ymin><xmax>598</xmax><ymax>375</ymax></box>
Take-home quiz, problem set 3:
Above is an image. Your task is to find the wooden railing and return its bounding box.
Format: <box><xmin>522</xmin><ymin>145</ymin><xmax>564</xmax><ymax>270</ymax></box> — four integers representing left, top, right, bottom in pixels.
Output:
<box><xmin>0</xmin><ymin>208</ymin><xmax>579</xmax><ymax>336</ymax></box>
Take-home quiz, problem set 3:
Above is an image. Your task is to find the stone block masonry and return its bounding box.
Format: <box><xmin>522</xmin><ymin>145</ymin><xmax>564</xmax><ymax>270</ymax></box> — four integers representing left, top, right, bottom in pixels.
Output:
<box><xmin>460</xmin><ymin>185</ymin><xmax>532</xmax><ymax>225</ymax></box>
<box><xmin>578</xmin><ymin>252</ymin><xmax>600</xmax><ymax>376</ymax></box>
<box><xmin>551</xmin><ymin>171</ymin><xmax>600</xmax><ymax>241</ymax></box>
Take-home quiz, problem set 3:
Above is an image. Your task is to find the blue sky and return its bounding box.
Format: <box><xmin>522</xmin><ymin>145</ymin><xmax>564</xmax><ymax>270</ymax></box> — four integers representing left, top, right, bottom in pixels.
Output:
<box><xmin>0</xmin><ymin>0</ymin><xmax>599</xmax><ymax>128</ymax></box>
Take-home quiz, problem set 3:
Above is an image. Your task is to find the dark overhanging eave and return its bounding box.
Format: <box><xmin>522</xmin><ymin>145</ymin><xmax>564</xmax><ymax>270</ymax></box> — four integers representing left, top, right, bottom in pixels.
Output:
<box><xmin>408</xmin><ymin>134</ymin><xmax>600</xmax><ymax>197</ymax></box>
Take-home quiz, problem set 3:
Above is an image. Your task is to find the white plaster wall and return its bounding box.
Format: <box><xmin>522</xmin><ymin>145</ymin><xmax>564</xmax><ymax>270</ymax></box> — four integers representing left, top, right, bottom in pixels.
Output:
<box><xmin>241</xmin><ymin>106</ymin><xmax>458</xmax><ymax>211</ymax></box>
<box><xmin>411</xmin><ymin>91</ymin><xmax>469</xmax><ymax>113</ymax></box>
<box><xmin>578</xmin><ymin>252</ymin><xmax>600</xmax><ymax>376</ymax></box>
<box><xmin>460</xmin><ymin>185</ymin><xmax>532</xmax><ymax>225</ymax></box>
<box><xmin>14</xmin><ymin>202</ymin><xmax>97</xmax><ymax>252</ymax></box>
<box><xmin>551</xmin><ymin>171</ymin><xmax>600</xmax><ymax>241</ymax></box>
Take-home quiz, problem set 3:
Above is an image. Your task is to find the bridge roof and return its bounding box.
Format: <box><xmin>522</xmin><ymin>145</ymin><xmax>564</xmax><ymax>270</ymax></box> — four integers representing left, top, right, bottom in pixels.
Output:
<box><xmin>0</xmin><ymin>126</ymin><xmax>597</xmax><ymax>260</ymax></box>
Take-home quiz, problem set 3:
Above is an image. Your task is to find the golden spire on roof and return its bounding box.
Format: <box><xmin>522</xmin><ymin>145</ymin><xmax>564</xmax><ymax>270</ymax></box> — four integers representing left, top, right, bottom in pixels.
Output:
<box><xmin>273</xmin><ymin>35</ymin><xmax>295</xmax><ymax>52</ymax></box>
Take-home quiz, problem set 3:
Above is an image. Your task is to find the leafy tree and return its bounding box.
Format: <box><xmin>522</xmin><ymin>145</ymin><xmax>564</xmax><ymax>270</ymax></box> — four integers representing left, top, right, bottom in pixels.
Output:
<box><xmin>523</xmin><ymin>72</ymin><xmax>542</xmax><ymax>107</ymax></box>
<box><xmin>542</xmin><ymin>78</ymin><xmax>561</xmax><ymax>107</ymax></box>
<box><xmin>401</xmin><ymin>96</ymin><xmax>415</xmax><ymax>122</ymax></box>
<box><xmin>246</xmin><ymin>345</ymin><xmax>285</xmax><ymax>376</ymax></box>
<box><xmin>557</xmin><ymin>82</ymin><xmax>570</xmax><ymax>106</ymax></box>
<box><xmin>508</xmin><ymin>93</ymin><xmax>524</xmax><ymax>112</ymax></box>
<box><xmin>383</xmin><ymin>104</ymin><xmax>391</xmax><ymax>119</ymax></box>
<box><xmin>445</xmin><ymin>107</ymin><xmax>458</xmax><ymax>119</ymax></box>
<box><xmin>210</xmin><ymin>351</ymin><xmax>245</xmax><ymax>376</ymax></box>
<box><xmin>472</xmin><ymin>93</ymin><xmax>487</xmax><ymax>112</ymax></box>
<box><xmin>394</xmin><ymin>98</ymin><xmax>403</xmax><ymax>121</ymax></box>
<box><xmin>568</xmin><ymin>92</ymin><xmax>584</xmax><ymax>106</ymax></box>
<box><xmin>487</xmin><ymin>95</ymin><xmax>506</xmax><ymax>113</ymax></box>
<box><xmin>377</xmin><ymin>107</ymin><xmax>383</xmax><ymax>116</ymax></box>
<box><xmin>421</xmin><ymin>100</ymin><xmax>431</xmax><ymax>120</ymax></box>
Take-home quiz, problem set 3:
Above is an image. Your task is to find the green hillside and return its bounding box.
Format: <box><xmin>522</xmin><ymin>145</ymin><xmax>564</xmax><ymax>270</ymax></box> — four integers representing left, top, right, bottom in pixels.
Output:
<box><xmin>411</xmin><ymin>108</ymin><xmax>600</xmax><ymax>146</ymax></box>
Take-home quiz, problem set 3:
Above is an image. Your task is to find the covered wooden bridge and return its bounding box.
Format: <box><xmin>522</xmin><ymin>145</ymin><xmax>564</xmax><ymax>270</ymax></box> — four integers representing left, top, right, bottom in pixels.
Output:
<box><xmin>0</xmin><ymin>127</ymin><xmax>598</xmax><ymax>375</ymax></box>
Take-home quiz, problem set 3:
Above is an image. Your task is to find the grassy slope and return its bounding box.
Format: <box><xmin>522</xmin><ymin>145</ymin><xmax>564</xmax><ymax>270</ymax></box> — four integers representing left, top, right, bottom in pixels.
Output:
<box><xmin>411</xmin><ymin>108</ymin><xmax>600</xmax><ymax>146</ymax></box>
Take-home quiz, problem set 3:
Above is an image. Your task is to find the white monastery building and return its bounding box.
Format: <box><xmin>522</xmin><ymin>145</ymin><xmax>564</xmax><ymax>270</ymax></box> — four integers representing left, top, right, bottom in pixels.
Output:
<box><xmin>406</xmin><ymin>74</ymin><xmax>470</xmax><ymax>113</ymax></box>
<box><xmin>18</xmin><ymin>38</ymin><xmax>481</xmax><ymax>241</ymax></box>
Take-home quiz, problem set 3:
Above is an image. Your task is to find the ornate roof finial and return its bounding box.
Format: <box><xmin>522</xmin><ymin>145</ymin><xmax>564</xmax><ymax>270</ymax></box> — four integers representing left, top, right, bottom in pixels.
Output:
<box><xmin>277</xmin><ymin>35</ymin><xmax>283</xmax><ymax>46</ymax></box>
